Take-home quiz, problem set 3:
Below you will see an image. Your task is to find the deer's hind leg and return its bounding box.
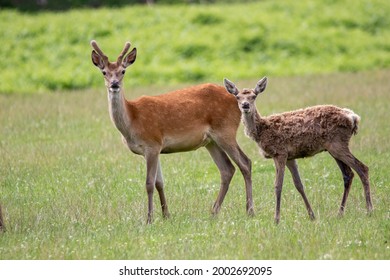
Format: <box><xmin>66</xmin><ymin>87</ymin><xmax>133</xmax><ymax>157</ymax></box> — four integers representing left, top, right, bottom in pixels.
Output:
<box><xmin>206</xmin><ymin>142</ymin><xmax>236</xmax><ymax>215</ymax></box>
<box><xmin>332</xmin><ymin>156</ymin><xmax>354</xmax><ymax>216</ymax></box>
<box><xmin>212</xmin><ymin>137</ymin><xmax>254</xmax><ymax>216</ymax></box>
<box><xmin>286</xmin><ymin>159</ymin><xmax>315</xmax><ymax>220</ymax></box>
<box><xmin>327</xmin><ymin>144</ymin><xmax>373</xmax><ymax>214</ymax></box>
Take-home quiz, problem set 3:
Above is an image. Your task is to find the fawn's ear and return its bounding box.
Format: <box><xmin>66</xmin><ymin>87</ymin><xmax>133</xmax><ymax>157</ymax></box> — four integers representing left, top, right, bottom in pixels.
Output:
<box><xmin>91</xmin><ymin>50</ymin><xmax>105</xmax><ymax>70</ymax></box>
<box><xmin>123</xmin><ymin>48</ymin><xmax>137</xmax><ymax>68</ymax></box>
<box><xmin>224</xmin><ymin>78</ymin><xmax>239</xmax><ymax>96</ymax></box>
<box><xmin>254</xmin><ymin>77</ymin><xmax>267</xmax><ymax>95</ymax></box>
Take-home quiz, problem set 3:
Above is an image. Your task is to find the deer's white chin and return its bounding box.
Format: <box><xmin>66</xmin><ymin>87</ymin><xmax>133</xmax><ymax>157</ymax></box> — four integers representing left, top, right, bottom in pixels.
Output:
<box><xmin>109</xmin><ymin>88</ymin><xmax>121</xmax><ymax>94</ymax></box>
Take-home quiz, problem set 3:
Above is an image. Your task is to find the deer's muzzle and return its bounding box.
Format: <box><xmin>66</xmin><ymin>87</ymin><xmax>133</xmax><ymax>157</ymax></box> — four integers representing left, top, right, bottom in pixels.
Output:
<box><xmin>241</xmin><ymin>102</ymin><xmax>251</xmax><ymax>113</ymax></box>
<box><xmin>110</xmin><ymin>81</ymin><xmax>121</xmax><ymax>92</ymax></box>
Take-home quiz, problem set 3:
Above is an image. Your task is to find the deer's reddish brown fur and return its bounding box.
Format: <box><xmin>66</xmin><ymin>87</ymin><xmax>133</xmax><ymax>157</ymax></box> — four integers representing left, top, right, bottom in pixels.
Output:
<box><xmin>91</xmin><ymin>40</ymin><xmax>253</xmax><ymax>224</ymax></box>
<box><xmin>224</xmin><ymin>77</ymin><xmax>373</xmax><ymax>224</ymax></box>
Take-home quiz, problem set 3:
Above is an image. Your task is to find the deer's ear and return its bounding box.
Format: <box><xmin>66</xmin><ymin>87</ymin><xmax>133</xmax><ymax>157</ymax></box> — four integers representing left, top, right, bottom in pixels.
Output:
<box><xmin>123</xmin><ymin>48</ymin><xmax>137</xmax><ymax>68</ymax></box>
<box><xmin>91</xmin><ymin>50</ymin><xmax>105</xmax><ymax>69</ymax></box>
<box><xmin>254</xmin><ymin>76</ymin><xmax>267</xmax><ymax>95</ymax></box>
<box><xmin>224</xmin><ymin>78</ymin><xmax>239</xmax><ymax>96</ymax></box>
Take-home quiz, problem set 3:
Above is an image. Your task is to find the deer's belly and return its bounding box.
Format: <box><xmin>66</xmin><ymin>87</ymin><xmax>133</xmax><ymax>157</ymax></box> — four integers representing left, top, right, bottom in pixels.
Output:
<box><xmin>161</xmin><ymin>133</ymin><xmax>211</xmax><ymax>153</ymax></box>
<box><xmin>287</xmin><ymin>142</ymin><xmax>326</xmax><ymax>160</ymax></box>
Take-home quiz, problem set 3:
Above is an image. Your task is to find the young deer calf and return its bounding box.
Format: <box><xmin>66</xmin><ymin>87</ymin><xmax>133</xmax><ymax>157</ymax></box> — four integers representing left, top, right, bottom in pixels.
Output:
<box><xmin>224</xmin><ymin>77</ymin><xmax>373</xmax><ymax>224</ymax></box>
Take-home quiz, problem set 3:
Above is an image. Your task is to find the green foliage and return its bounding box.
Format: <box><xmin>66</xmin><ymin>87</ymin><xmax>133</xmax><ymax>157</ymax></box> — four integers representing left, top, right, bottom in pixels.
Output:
<box><xmin>2</xmin><ymin>0</ymin><xmax>146</xmax><ymax>11</ymax></box>
<box><xmin>2</xmin><ymin>1</ymin><xmax>245</xmax><ymax>11</ymax></box>
<box><xmin>1</xmin><ymin>0</ymin><xmax>390</xmax><ymax>94</ymax></box>
<box><xmin>0</xmin><ymin>70</ymin><xmax>389</xmax><ymax>259</ymax></box>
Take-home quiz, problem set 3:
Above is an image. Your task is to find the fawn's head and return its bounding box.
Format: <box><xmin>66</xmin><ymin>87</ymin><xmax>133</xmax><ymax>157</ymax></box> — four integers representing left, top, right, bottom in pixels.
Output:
<box><xmin>91</xmin><ymin>40</ymin><xmax>137</xmax><ymax>94</ymax></box>
<box><xmin>224</xmin><ymin>77</ymin><xmax>267</xmax><ymax>114</ymax></box>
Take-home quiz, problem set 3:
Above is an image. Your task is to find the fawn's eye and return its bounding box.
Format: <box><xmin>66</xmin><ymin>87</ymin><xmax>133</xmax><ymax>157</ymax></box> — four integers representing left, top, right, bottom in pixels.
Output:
<box><xmin>102</xmin><ymin>71</ymin><xmax>106</xmax><ymax>76</ymax></box>
<box><xmin>122</xmin><ymin>70</ymin><xmax>126</xmax><ymax>74</ymax></box>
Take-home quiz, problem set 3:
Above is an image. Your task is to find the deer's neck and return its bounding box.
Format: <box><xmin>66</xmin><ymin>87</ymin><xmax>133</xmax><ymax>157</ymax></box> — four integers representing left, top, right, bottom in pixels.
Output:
<box><xmin>242</xmin><ymin>109</ymin><xmax>266</xmax><ymax>142</ymax></box>
<box><xmin>107</xmin><ymin>90</ymin><xmax>132</xmax><ymax>137</ymax></box>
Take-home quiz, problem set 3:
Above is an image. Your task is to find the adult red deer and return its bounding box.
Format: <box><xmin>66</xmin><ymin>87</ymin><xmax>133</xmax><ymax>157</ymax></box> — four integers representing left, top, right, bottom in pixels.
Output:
<box><xmin>90</xmin><ymin>40</ymin><xmax>253</xmax><ymax>224</ymax></box>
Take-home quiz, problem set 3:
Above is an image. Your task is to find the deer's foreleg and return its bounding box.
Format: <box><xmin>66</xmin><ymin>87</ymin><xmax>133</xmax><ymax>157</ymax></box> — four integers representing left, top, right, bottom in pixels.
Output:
<box><xmin>144</xmin><ymin>150</ymin><xmax>160</xmax><ymax>224</ymax></box>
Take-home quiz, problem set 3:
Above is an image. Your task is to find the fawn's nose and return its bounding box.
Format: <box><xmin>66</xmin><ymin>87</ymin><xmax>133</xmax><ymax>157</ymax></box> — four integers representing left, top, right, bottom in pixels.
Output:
<box><xmin>242</xmin><ymin>102</ymin><xmax>250</xmax><ymax>109</ymax></box>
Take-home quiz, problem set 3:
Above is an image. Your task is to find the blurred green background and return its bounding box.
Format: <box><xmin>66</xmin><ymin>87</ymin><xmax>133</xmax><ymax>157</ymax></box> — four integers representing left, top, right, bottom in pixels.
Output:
<box><xmin>1</xmin><ymin>0</ymin><xmax>389</xmax><ymax>260</ymax></box>
<box><xmin>1</xmin><ymin>0</ymin><xmax>389</xmax><ymax>94</ymax></box>
<box><xmin>3</xmin><ymin>1</ymin><xmax>251</xmax><ymax>11</ymax></box>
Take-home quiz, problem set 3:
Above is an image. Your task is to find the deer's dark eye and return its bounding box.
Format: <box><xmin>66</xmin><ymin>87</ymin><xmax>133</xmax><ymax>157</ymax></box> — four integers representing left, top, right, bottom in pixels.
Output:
<box><xmin>102</xmin><ymin>71</ymin><xmax>106</xmax><ymax>76</ymax></box>
<box><xmin>122</xmin><ymin>70</ymin><xmax>126</xmax><ymax>74</ymax></box>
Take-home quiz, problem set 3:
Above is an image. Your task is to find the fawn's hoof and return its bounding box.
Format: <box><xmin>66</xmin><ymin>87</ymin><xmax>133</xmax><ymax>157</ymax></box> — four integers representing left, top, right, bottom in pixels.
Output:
<box><xmin>247</xmin><ymin>208</ymin><xmax>255</xmax><ymax>217</ymax></box>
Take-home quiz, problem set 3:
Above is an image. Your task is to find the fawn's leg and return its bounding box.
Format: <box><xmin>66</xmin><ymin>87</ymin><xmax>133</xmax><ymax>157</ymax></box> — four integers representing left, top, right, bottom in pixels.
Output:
<box><xmin>273</xmin><ymin>156</ymin><xmax>287</xmax><ymax>224</ymax></box>
<box><xmin>286</xmin><ymin>159</ymin><xmax>315</xmax><ymax>220</ymax></box>
<box><xmin>332</xmin><ymin>156</ymin><xmax>354</xmax><ymax>215</ymax></box>
<box><xmin>327</xmin><ymin>145</ymin><xmax>373</xmax><ymax>213</ymax></box>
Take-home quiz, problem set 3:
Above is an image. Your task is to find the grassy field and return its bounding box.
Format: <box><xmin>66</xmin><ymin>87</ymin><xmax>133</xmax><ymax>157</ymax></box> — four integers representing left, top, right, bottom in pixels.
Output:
<box><xmin>0</xmin><ymin>70</ymin><xmax>389</xmax><ymax>259</ymax></box>
<box><xmin>0</xmin><ymin>0</ymin><xmax>390</xmax><ymax>94</ymax></box>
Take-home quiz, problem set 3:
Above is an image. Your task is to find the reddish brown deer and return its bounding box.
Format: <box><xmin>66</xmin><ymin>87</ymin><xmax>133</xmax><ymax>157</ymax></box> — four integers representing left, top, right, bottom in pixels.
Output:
<box><xmin>90</xmin><ymin>40</ymin><xmax>253</xmax><ymax>224</ymax></box>
<box><xmin>224</xmin><ymin>77</ymin><xmax>373</xmax><ymax>224</ymax></box>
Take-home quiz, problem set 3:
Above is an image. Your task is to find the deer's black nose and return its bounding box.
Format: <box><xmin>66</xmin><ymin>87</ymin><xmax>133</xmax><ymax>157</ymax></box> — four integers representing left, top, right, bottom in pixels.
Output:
<box><xmin>111</xmin><ymin>81</ymin><xmax>120</xmax><ymax>89</ymax></box>
<box><xmin>242</xmin><ymin>102</ymin><xmax>250</xmax><ymax>109</ymax></box>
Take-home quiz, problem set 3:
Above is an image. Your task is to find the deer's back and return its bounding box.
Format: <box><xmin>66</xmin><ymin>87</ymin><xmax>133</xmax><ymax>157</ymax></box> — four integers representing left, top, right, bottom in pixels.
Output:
<box><xmin>259</xmin><ymin>105</ymin><xmax>359</xmax><ymax>159</ymax></box>
<box><xmin>266</xmin><ymin>105</ymin><xmax>357</xmax><ymax>136</ymax></box>
<box><xmin>130</xmin><ymin>83</ymin><xmax>239</xmax><ymax>127</ymax></box>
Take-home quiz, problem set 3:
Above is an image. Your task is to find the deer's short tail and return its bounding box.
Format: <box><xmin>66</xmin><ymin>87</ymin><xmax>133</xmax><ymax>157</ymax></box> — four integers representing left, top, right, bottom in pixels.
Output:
<box><xmin>344</xmin><ymin>108</ymin><xmax>360</xmax><ymax>135</ymax></box>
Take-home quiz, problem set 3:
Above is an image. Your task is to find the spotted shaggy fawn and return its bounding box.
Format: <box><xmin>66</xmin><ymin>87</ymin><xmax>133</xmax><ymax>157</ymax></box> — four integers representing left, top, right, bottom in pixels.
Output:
<box><xmin>224</xmin><ymin>77</ymin><xmax>373</xmax><ymax>224</ymax></box>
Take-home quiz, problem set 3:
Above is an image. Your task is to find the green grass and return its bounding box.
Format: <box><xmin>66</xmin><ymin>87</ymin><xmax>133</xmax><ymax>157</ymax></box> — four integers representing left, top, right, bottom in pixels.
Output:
<box><xmin>1</xmin><ymin>0</ymin><xmax>390</xmax><ymax>94</ymax></box>
<box><xmin>1</xmin><ymin>70</ymin><xmax>389</xmax><ymax>259</ymax></box>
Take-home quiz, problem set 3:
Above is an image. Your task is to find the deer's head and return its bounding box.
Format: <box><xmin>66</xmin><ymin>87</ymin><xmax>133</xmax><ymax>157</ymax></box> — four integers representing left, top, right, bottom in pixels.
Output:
<box><xmin>91</xmin><ymin>40</ymin><xmax>137</xmax><ymax>94</ymax></box>
<box><xmin>224</xmin><ymin>77</ymin><xmax>267</xmax><ymax>114</ymax></box>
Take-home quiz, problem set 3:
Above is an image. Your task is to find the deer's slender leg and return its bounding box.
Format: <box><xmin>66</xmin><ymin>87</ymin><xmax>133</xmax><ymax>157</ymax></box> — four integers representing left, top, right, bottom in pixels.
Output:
<box><xmin>144</xmin><ymin>150</ymin><xmax>160</xmax><ymax>224</ymax></box>
<box><xmin>0</xmin><ymin>204</ymin><xmax>5</xmax><ymax>232</ymax></box>
<box><xmin>286</xmin><ymin>159</ymin><xmax>315</xmax><ymax>220</ymax></box>
<box><xmin>327</xmin><ymin>145</ymin><xmax>373</xmax><ymax>213</ymax></box>
<box><xmin>237</xmin><ymin>146</ymin><xmax>254</xmax><ymax>216</ymax></box>
<box><xmin>273</xmin><ymin>156</ymin><xmax>287</xmax><ymax>224</ymax></box>
<box><xmin>332</xmin><ymin>156</ymin><xmax>354</xmax><ymax>215</ymax></box>
<box><xmin>155</xmin><ymin>160</ymin><xmax>170</xmax><ymax>219</ymax></box>
<box><xmin>214</xmin><ymin>137</ymin><xmax>254</xmax><ymax>216</ymax></box>
<box><xmin>206</xmin><ymin>142</ymin><xmax>236</xmax><ymax>215</ymax></box>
